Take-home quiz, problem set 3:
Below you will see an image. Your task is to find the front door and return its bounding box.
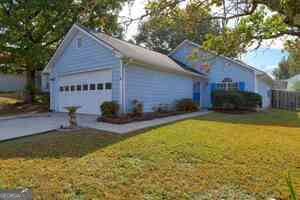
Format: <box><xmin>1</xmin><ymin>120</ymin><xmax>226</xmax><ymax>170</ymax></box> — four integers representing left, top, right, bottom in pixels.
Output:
<box><xmin>193</xmin><ymin>81</ymin><xmax>201</xmax><ymax>107</ymax></box>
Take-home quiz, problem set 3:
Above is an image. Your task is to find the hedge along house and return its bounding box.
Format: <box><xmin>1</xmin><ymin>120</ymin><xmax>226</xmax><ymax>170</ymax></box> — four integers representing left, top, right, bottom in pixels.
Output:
<box><xmin>43</xmin><ymin>24</ymin><xmax>272</xmax><ymax>115</ymax></box>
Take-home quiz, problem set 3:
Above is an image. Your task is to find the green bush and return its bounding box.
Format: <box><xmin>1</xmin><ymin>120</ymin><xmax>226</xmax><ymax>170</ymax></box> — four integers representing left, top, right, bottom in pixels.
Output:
<box><xmin>175</xmin><ymin>98</ymin><xmax>198</xmax><ymax>112</ymax></box>
<box><xmin>100</xmin><ymin>101</ymin><xmax>119</xmax><ymax>117</ymax></box>
<box><xmin>211</xmin><ymin>90</ymin><xmax>262</xmax><ymax>110</ymax></box>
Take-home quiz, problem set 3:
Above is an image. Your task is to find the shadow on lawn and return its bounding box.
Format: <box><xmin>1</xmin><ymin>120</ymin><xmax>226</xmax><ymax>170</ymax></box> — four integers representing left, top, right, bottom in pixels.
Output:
<box><xmin>194</xmin><ymin>109</ymin><xmax>300</xmax><ymax>128</ymax></box>
<box><xmin>0</xmin><ymin>129</ymin><xmax>140</xmax><ymax>159</ymax></box>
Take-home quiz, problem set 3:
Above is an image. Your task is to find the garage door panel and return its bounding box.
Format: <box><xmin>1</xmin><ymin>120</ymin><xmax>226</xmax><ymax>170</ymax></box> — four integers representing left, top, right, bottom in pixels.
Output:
<box><xmin>58</xmin><ymin>70</ymin><xmax>112</xmax><ymax>115</ymax></box>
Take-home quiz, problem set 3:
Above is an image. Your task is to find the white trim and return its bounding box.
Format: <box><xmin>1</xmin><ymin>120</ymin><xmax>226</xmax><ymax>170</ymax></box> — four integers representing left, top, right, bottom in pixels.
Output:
<box><xmin>58</xmin><ymin>66</ymin><xmax>113</xmax><ymax>77</ymax></box>
<box><xmin>127</xmin><ymin>59</ymin><xmax>207</xmax><ymax>79</ymax></box>
<box><xmin>168</xmin><ymin>40</ymin><xmax>189</xmax><ymax>56</ymax></box>
<box><xmin>123</xmin><ymin>62</ymin><xmax>126</xmax><ymax>113</ymax></box>
<box><xmin>119</xmin><ymin>60</ymin><xmax>124</xmax><ymax>113</ymax></box>
<box><xmin>254</xmin><ymin>70</ymin><xmax>258</xmax><ymax>92</ymax></box>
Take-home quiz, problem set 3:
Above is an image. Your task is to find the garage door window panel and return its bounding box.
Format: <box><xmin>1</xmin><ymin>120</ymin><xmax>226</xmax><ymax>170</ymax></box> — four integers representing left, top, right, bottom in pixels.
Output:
<box><xmin>77</xmin><ymin>85</ymin><xmax>82</xmax><ymax>91</ymax></box>
<box><xmin>65</xmin><ymin>86</ymin><xmax>69</xmax><ymax>91</ymax></box>
<box><xmin>71</xmin><ymin>85</ymin><xmax>75</xmax><ymax>91</ymax></box>
<box><xmin>97</xmin><ymin>83</ymin><xmax>103</xmax><ymax>90</ymax></box>
<box><xmin>90</xmin><ymin>84</ymin><xmax>96</xmax><ymax>90</ymax></box>
<box><xmin>105</xmin><ymin>82</ymin><xmax>112</xmax><ymax>90</ymax></box>
<box><xmin>83</xmin><ymin>84</ymin><xmax>88</xmax><ymax>91</ymax></box>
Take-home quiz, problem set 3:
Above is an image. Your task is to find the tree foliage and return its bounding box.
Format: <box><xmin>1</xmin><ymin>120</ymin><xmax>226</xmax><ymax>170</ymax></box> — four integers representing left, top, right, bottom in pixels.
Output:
<box><xmin>134</xmin><ymin>4</ymin><xmax>220</xmax><ymax>54</ymax></box>
<box><xmin>0</xmin><ymin>0</ymin><xmax>130</xmax><ymax>101</ymax></box>
<box><xmin>273</xmin><ymin>39</ymin><xmax>300</xmax><ymax>79</ymax></box>
<box><xmin>144</xmin><ymin>0</ymin><xmax>300</xmax><ymax>56</ymax></box>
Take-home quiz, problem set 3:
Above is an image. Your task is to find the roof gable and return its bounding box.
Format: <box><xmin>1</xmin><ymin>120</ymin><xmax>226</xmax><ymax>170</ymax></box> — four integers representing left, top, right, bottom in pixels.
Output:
<box><xmin>43</xmin><ymin>24</ymin><xmax>122</xmax><ymax>74</ymax></box>
<box><xmin>170</xmin><ymin>40</ymin><xmax>273</xmax><ymax>82</ymax></box>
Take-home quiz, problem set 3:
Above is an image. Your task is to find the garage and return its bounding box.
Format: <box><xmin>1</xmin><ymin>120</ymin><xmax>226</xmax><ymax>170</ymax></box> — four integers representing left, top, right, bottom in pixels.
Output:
<box><xmin>57</xmin><ymin>69</ymin><xmax>112</xmax><ymax>115</ymax></box>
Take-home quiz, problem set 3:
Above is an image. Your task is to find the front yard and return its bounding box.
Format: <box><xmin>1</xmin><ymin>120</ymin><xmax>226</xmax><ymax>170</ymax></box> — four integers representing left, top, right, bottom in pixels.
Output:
<box><xmin>0</xmin><ymin>93</ymin><xmax>48</xmax><ymax>117</ymax></box>
<box><xmin>0</xmin><ymin>109</ymin><xmax>299</xmax><ymax>199</ymax></box>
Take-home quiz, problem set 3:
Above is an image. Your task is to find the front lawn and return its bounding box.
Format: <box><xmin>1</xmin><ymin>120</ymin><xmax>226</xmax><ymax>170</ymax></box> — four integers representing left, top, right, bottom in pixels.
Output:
<box><xmin>0</xmin><ymin>109</ymin><xmax>299</xmax><ymax>199</ymax></box>
<box><xmin>0</xmin><ymin>93</ymin><xmax>48</xmax><ymax>117</ymax></box>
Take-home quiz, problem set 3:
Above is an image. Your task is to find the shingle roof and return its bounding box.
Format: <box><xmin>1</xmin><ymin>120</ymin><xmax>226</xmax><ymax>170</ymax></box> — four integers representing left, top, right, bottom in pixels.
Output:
<box><xmin>77</xmin><ymin>25</ymin><xmax>206</xmax><ymax>78</ymax></box>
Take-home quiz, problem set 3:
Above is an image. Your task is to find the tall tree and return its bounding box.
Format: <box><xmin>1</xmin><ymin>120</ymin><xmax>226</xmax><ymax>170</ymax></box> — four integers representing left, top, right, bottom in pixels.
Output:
<box><xmin>134</xmin><ymin>4</ymin><xmax>220</xmax><ymax>54</ymax></box>
<box><xmin>143</xmin><ymin>0</ymin><xmax>300</xmax><ymax>56</ymax></box>
<box><xmin>0</xmin><ymin>0</ymin><xmax>130</xmax><ymax>102</ymax></box>
<box><xmin>273</xmin><ymin>39</ymin><xmax>300</xmax><ymax>79</ymax></box>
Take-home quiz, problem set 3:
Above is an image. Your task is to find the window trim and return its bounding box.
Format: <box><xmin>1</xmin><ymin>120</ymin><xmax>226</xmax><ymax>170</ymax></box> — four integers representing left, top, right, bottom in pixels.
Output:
<box><xmin>76</xmin><ymin>37</ymin><xmax>83</xmax><ymax>48</ymax></box>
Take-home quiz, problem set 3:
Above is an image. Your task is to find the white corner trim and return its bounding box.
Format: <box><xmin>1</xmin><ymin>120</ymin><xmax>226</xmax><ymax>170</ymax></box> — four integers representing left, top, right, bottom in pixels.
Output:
<box><xmin>254</xmin><ymin>70</ymin><xmax>258</xmax><ymax>93</ymax></box>
<box><xmin>123</xmin><ymin>61</ymin><xmax>127</xmax><ymax>113</ymax></box>
<box><xmin>119</xmin><ymin>60</ymin><xmax>124</xmax><ymax>112</ymax></box>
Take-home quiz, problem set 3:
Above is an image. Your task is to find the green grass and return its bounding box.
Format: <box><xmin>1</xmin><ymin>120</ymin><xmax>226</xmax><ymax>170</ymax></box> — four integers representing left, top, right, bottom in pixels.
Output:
<box><xmin>0</xmin><ymin>96</ymin><xmax>19</xmax><ymax>105</ymax></box>
<box><xmin>0</xmin><ymin>109</ymin><xmax>299</xmax><ymax>199</ymax></box>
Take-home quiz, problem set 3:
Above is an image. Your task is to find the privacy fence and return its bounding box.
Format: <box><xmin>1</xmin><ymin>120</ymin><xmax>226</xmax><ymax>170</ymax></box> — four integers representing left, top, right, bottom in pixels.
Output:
<box><xmin>272</xmin><ymin>90</ymin><xmax>300</xmax><ymax>111</ymax></box>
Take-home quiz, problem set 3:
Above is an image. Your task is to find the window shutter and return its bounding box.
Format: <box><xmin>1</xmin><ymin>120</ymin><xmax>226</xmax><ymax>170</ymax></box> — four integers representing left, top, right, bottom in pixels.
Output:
<box><xmin>210</xmin><ymin>83</ymin><xmax>216</xmax><ymax>92</ymax></box>
<box><xmin>239</xmin><ymin>82</ymin><xmax>245</xmax><ymax>91</ymax></box>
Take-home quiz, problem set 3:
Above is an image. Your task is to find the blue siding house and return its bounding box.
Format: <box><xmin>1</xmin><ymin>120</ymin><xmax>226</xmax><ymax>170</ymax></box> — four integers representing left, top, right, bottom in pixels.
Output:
<box><xmin>43</xmin><ymin>24</ymin><xmax>272</xmax><ymax>115</ymax></box>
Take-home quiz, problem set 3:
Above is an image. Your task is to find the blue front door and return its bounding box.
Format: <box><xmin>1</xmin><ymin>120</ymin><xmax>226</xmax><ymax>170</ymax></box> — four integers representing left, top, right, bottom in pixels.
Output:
<box><xmin>193</xmin><ymin>81</ymin><xmax>201</xmax><ymax>106</ymax></box>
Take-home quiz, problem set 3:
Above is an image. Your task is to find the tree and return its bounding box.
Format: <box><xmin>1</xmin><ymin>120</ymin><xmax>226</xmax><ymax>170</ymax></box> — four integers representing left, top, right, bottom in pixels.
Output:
<box><xmin>134</xmin><ymin>4</ymin><xmax>220</xmax><ymax>54</ymax></box>
<box><xmin>143</xmin><ymin>0</ymin><xmax>300</xmax><ymax>56</ymax></box>
<box><xmin>273</xmin><ymin>39</ymin><xmax>300</xmax><ymax>79</ymax></box>
<box><xmin>0</xmin><ymin>0</ymin><xmax>130</xmax><ymax>102</ymax></box>
<box><xmin>293</xmin><ymin>81</ymin><xmax>300</xmax><ymax>91</ymax></box>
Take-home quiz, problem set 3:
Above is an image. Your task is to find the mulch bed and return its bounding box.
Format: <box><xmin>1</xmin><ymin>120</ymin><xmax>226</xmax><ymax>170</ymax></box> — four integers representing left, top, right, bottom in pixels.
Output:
<box><xmin>0</xmin><ymin>102</ymin><xmax>49</xmax><ymax>115</ymax></box>
<box><xmin>98</xmin><ymin>111</ymin><xmax>190</xmax><ymax>124</ymax></box>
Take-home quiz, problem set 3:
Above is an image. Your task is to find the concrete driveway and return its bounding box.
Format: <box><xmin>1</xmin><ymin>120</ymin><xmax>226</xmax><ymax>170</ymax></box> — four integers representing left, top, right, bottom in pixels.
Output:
<box><xmin>0</xmin><ymin>111</ymin><xmax>210</xmax><ymax>141</ymax></box>
<box><xmin>0</xmin><ymin>114</ymin><xmax>68</xmax><ymax>141</ymax></box>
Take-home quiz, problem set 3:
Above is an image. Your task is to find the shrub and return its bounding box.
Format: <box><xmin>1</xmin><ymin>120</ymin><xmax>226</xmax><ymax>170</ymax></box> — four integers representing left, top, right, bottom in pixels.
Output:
<box><xmin>100</xmin><ymin>101</ymin><xmax>119</xmax><ymax>117</ymax></box>
<box><xmin>152</xmin><ymin>104</ymin><xmax>170</xmax><ymax>113</ymax></box>
<box><xmin>211</xmin><ymin>90</ymin><xmax>262</xmax><ymax>111</ymax></box>
<box><xmin>175</xmin><ymin>98</ymin><xmax>198</xmax><ymax>112</ymax></box>
<box><xmin>131</xmin><ymin>99</ymin><xmax>143</xmax><ymax>117</ymax></box>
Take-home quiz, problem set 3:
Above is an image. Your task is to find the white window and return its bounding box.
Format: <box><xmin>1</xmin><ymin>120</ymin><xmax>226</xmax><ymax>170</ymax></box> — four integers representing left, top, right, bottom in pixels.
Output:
<box><xmin>76</xmin><ymin>37</ymin><xmax>83</xmax><ymax>48</ymax></box>
<box><xmin>216</xmin><ymin>78</ymin><xmax>239</xmax><ymax>91</ymax></box>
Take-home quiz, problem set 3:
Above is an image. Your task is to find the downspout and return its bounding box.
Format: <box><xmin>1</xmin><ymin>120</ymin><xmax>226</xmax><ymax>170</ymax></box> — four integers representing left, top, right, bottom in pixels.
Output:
<box><xmin>254</xmin><ymin>70</ymin><xmax>257</xmax><ymax>93</ymax></box>
<box><xmin>120</xmin><ymin>59</ymin><xmax>126</xmax><ymax>113</ymax></box>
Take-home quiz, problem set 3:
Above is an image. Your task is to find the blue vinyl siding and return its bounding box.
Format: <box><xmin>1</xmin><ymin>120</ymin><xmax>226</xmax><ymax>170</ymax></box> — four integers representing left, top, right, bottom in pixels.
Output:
<box><xmin>125</xmin><ymin>64</ymin><xmax>194</xmax><ymax>112</ymax></box>
<box><xmin>170</xmin><ymin>42</ymin><xmax>256</xmax><ymax>108</ymax></box>
<box><xmin>51</xmin><ymin>31</ymin><xmax>121</xmax><ymax>109</ymax></box>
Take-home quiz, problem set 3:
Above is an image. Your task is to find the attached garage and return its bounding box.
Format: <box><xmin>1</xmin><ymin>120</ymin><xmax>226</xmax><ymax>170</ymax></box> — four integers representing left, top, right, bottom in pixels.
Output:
<box><xmin>57</xmin><ymin>69</ymin><xmax>112</xmax><ymax>114</ymax></box>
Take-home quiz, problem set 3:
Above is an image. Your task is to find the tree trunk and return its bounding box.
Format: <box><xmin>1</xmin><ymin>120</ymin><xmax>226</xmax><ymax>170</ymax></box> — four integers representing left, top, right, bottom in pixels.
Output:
<box><xmin>25</xmin><ymin>70</ymin><xmax>36</xmax><ymax>103</ymax></box>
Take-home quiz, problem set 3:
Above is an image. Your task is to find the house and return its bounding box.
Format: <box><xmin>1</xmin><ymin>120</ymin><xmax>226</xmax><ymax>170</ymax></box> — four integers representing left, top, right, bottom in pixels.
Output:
<box><xmin>43</xmin><ymin>24</ymin><xmax>273</xmax><ymax>115</ymax></box>
<box><xmin>0</xmin><ymin>73</ymin><xmax>26</xmax><ymax>92</ymax></box>
<box><xmin>273</xmin><ymin>74</ymin><xmax>300</xmax><ymax>91</ymax></box>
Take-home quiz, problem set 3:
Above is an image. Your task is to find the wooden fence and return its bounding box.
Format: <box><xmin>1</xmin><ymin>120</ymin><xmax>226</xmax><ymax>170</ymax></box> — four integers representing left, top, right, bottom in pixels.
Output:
<box><xmin>272</xmin><ymin>90</ymin><xmax>300</xmax><ymax>110</ymax></box>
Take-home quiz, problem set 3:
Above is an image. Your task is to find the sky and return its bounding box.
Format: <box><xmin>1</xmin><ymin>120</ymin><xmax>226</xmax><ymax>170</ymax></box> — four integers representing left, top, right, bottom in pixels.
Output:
<box><xmin>120</xmin><ymin>0</ymin><xmax>288</xmax><ymax>76</ymax></box>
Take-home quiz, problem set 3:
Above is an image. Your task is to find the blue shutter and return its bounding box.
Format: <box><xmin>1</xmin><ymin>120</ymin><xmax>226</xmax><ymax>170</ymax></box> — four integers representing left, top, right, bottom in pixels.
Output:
<box><xmin>239</xmin><ymin>82</ymin><xmax>245</xmax><ymax>91</ymax></box>
<box><xmin>210</xmin><ymin>83</ymin><xmax>216</xmax><ymax>92</ymax></box>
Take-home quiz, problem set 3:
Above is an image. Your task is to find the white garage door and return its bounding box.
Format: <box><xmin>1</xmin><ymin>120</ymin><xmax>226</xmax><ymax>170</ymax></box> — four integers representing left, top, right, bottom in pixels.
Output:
<box><xmin>58</xmin><ymin>69</ymin><xmax>112</xmax><ymax>115</ymax></box>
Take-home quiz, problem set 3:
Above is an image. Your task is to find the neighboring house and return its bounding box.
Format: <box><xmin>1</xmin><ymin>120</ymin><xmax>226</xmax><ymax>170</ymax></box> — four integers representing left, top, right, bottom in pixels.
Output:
<box><xmin>43</xmin><ymin>24</ymin><xmax>273</xmax><ymax>115</ymax></box>
<box><xmin>286</xmin><ymin>74</ymin><xmax>300</xmax><ymax>91</ymax></box>
<box><xmin>0</xmin><ymin>73</ymin><xmax>26</xmax><ymax>92</ymax></box>
<box><xmin>273</xmin><ymin>74</ymin><xmax>300</xmax><ymax>91</ymax></box>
